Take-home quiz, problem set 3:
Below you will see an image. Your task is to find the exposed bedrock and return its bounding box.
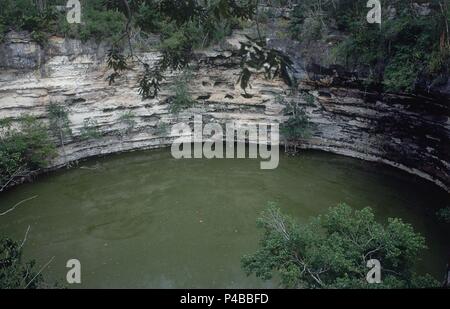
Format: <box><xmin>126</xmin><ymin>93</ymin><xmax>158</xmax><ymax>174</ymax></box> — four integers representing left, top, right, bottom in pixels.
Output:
<box><xmin>0</xmin><ymin>31</ymin><xmax>449</xmax><ymax>192</ymax></box>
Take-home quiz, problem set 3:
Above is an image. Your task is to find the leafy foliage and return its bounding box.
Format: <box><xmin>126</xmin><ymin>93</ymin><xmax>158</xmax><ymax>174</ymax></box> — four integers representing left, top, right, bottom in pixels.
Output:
<box><xmin>80</xmin><ymin>118</ymin><xmax>101</xmax><ymax>140</ymax></box>
<box><xmin>47</xmin><ymin>103</ymin><xmax>72</xmax><ymax>146</ymax></box>
<box><xmin>150</xmin><ymin>0</ymin><xmax>256</xmax><ymax>95</ymax></box>
<box><xmin>290</xmin><ymin>0</ymin><xmax>329</xmax><ymax>41</ymax></box>
<box><xmin>0</xmin><ymin>237</ymin><xmax>50</xmax><ymax>289</ymax></box>
<box><xmin>236</xmin><ymin>36</ymin><xmax>295</xmax><ymax>94</ymax></box>
<box><xmin>168</xmin><ymin>70</ymin><xmax>195</xmax><ymax>113</ymax></box>
<box><xmin>59</xmin><ymin>0</ymin><xmax>127</xmax><ymax>42</ymax></box>
<box><xmin>279</xmin><ymin>96</ymin><xmax>311</xmax><ymax>140</ymax></box>
<box><xmin>158</xmin><ymin>0</ymin><xmax>205</xmax><ymax>26</ymax></box>
<box><xmin>0</xmin><ymin>0</ymin><xmax>126</xmax><ymax>43</ymax></box>
<box><xmin>138</xmin><ymin>64</ymin><xmax>164</xmax><ymax>100</ymax></box>
<box><xmin>0</xmin><ymin>116</ymin><xmax>56</xmax><ymax>189</ymax></box>
<box><xmin>0</xmin><ymin>0</ymin><xmax>60</xmax><ymax>44</ymax></box>
<box><xmin>134</xmin><ymin>0</ymin><xmax>163</xmax><ymax>33</ymax></box>
<box><xmin>281</xmin><ymin>110</ymin><xmax>310</xmax><ymax>140</ymax></box>
<box><xmin>3</xmin><ymin>1</ymin><xmax>446</xmax><ymax>95</ymax></box>
<box><xmin>290</xmin><ymin>0</ymin><xmax>450</xmax><ymax>92</ymax></box>
<box><xmin>118</xmin><ymin>111</ymin><xmax>137</xmax><ymax>136</ymax></box>
<box><xmin>106</xmin><ymin>48</ymin><xmax>129</xmax><ymax>85</ymax></box>
<box><xmin>242</xmin><ymin>203</ymin><xmax>439</xmax><ymax>288</ymax></box>
<box><xmin>158</xmin><ymin>22</ymin><xmax>197</xmax><ymax>70</ymax></box>
<box><xmin>77</xmin><ymin>7</ymin><xmax>126</xmax><ymax>42</ymax></box>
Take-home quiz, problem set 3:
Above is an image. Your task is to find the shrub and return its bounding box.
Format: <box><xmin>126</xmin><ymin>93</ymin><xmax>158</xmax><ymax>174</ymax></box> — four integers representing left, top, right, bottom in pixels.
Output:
<box><xmin>383</xmin><ymin>57</ymin><xmax>418</xmax><ymax>92</ymax></box>
<box><xmin>0</xmin><ymin>0</ymin><xmax>59</xmax><ymax>44</ymax></box>
<box><xmin>135</xmin><ymin>0</ymin><xmax>163</xmax><ymax>33</ymax></box>
<box><xmin>279</xmin><ymin>97</ymin><xmax>311</xmax><ymax>140</ymax></box>
<box><xmin>76</xmin><ymin>8</ymin><xmax>126</xmax><ymax>42</ymax></box>
<box><xmin>80</xmin><ymin>118</ymin><xmax>101</xmax><ymax>140</ymax></box>
<box><xmin>281</xmin><ymin>110</ymin><xmax>311</xmax><ymax>140</ymax></box>
<box><xmin>0</xmin><ymin>0</ymin><xmax>128</xmax><ymax>43</ymax></box>
<box><xmin>47</xmin><ymin>103</ymin><xmax>72</xmax><ymax>146</ymax></box>
<box><xmin>118</xmin><ymin>111</ymin><xmax>137</xmax><ymax>136</ymax></box>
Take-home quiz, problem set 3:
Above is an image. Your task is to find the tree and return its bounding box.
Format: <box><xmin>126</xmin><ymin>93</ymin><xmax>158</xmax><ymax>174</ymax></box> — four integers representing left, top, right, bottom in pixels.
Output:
<box><xmin>168</xmin><ymin>70</ymin><xmax>195</xmax><ymax>113</ymax></box>
<box><xmin>242</xmin><ymin>203</ymin><xmax>440</xmax><ymax>288</ymax></box>
<box><xmin>280</xmin><ymin>97</ymin><xmax>311</xmax><ymax>140</ymax></box>
<box><xmin>0</xmin><ymin>116</ymin><xmax>56</xmax><ymax>191</ymax></box>
<box><xmin>47</xmin><ymin>103</ymin><xmax>72</xmax><ymax>164</ymax></box>
<box><xmin>117</xmin><ymin>111</ymin><xmax>137</xmax><ymax>138</ymax></box>
<box><xmin>0</xmin><ymin>237</ymin><xmax>55</xmax><ymax>289</ymax></box>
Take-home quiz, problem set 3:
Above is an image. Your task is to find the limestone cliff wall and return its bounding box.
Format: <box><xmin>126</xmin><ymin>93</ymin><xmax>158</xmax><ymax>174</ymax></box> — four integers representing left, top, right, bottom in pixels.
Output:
<box><xmin>0</xmin><ymin>31</ymin><xmax>449</xmax><ymax>192</ymax></box>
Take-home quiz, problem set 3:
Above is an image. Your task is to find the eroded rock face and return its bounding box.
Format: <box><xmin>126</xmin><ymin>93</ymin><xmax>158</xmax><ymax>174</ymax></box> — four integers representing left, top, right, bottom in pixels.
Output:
<box><xmin>0</xmin><ymin>31</ymin><xmax>449</xmax><ymax>192</ymax></box>
<box><xmin>0</xmin><ymin>32</ymin><xmax>45</xmax><ymax>71</ymax></box>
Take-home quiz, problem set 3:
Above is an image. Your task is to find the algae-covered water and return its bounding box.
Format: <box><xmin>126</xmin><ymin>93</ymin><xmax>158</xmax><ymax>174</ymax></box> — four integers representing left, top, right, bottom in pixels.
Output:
<box><xmin>0</xmin><ymin>149</ymin><xmax>448</xmax><ymax>288</ymax></box>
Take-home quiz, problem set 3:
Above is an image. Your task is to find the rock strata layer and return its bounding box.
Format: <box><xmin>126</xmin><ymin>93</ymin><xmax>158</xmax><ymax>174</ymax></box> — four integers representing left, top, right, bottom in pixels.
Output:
<box><xmin>0</xmin><ymin>31</ymin><xmax>449</xmax><ymax>192</ymax></box>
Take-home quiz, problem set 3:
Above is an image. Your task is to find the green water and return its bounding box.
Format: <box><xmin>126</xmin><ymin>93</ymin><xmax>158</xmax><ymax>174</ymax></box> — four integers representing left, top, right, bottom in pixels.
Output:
<box><xmin>0</xmin><ymin>149</ymin><xmax>449</xmax><ymax>288</ymax></box>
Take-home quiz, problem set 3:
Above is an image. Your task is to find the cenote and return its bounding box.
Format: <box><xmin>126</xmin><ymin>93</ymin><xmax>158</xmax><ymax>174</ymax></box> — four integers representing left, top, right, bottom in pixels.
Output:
<box><xmin>0</xmin><ymin>149</ymin><xmax>449</xmax><ymax>288</ymax></box>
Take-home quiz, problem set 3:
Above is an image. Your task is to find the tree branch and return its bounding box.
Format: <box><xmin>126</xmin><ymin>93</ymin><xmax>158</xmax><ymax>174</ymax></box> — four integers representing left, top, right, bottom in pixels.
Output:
<box><xmin>0</xmin><ymin>165</ymin><xmax>27</xmax><ymax>193</ymax></box>
<box><xmin>19</xmin><ymin>225</ymin><xmax>31</xmax><ymax>250</ymax></box>
<box><xmin>24</xmin><ymin>256</ymin><xmax>55</xmax><ymax>289</ymax></box>
<box><xmin>0</xmin><ymin>196</ymin><xmax>38</xmax><ymax>216</ymax></box>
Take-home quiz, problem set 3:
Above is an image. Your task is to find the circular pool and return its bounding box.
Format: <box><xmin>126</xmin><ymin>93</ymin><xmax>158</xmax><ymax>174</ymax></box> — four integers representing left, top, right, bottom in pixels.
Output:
<box><xmin>0</xmin><ymin>149</ymin><xmax>448</xmax><ymax>288</ymax></box>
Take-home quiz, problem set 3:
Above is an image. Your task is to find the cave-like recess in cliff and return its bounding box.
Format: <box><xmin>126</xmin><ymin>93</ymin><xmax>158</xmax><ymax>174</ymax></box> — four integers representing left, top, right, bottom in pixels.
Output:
<box><xmin>0</xmin><ymin>149</ymin><xmax>448</xmax><ymax>288</ymax></box>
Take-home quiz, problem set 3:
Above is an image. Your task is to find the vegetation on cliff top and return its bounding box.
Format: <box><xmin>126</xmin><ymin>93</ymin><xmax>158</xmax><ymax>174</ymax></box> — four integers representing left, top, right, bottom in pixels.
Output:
<box><xmin>290</xmin><ymin>0</ymin><xmax>450</xmax><ymax>93</ymax></box>
<box><xmin>0</xmin><ymin>0</ymin><xmax>252</xmax><ymax>46</ymax></box>
<box><xmin>2</xmin><ymin>1</ymin><xmax>447</xmax><ymax>94</ymax></box>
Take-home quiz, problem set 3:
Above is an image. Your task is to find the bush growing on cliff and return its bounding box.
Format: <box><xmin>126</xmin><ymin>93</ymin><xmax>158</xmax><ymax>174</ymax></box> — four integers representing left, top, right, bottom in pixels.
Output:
<box><xmin>48</xmin><ymin>103</ymin><xmax>72</xmax><ymax>143</ymax></box>
<box><xmin>281</xmin><ymin>109</ymin><xmax>310</xmax><ymax>141</ymax></box>
<box><xmin>80</xmin><ymin>118</ymin><xmax>101</xmax><ymax>141</ymax></box>
<box><xmin>279</xmin><ymin>96</ymin><xmax>311</xmax><ymax>141</ymax></box>
<box><xmin>242</xmin><ymin>203</ymin><xmax>440</xmax><ymax>288</ymax></box>
<box><xmin>168</xmin><ymin>70</ymin><xmax>195</xmax><ymax>114</ymax></box>
<box><xmin>47</xmin><ymin>103</ymin><xmax>72</xmax><ymax>165</ymax></box>
<box><xmin>118</xmin><ymin>111</ymin><xmax>137</xmax><ymax>137</ymax></box>
<box><xmin>0</xmin><ymin>116</ymin><xmax>56</xmax><ymax>190</ymax></box>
